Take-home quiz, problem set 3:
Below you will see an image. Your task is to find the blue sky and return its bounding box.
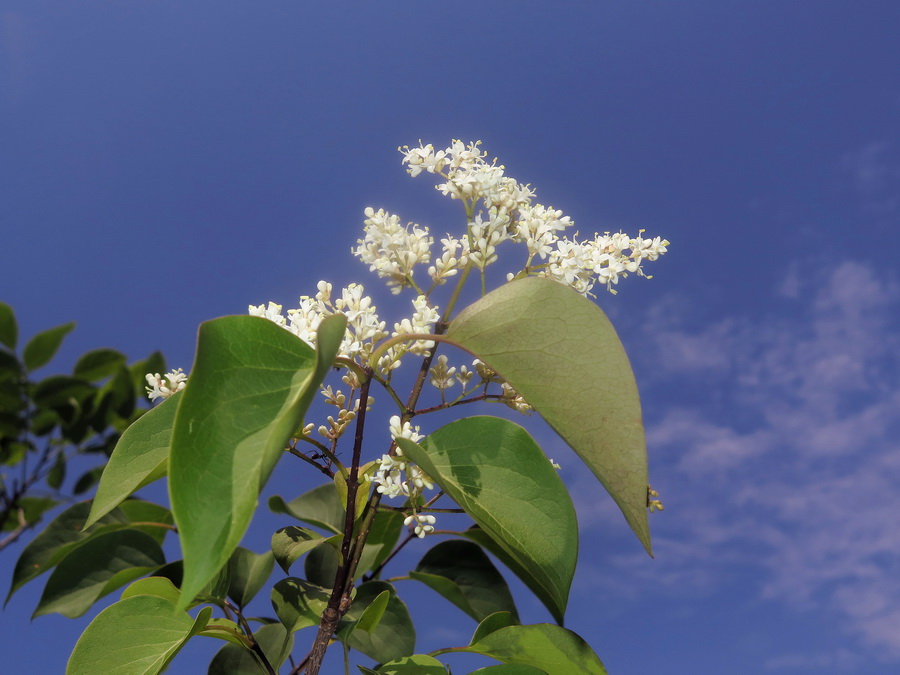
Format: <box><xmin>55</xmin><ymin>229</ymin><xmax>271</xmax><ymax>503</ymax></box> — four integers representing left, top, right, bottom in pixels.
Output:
<box><xmin>2</xmin><ymin>2</ymin><xmax>899</xmax><ymax>673</ymax></box>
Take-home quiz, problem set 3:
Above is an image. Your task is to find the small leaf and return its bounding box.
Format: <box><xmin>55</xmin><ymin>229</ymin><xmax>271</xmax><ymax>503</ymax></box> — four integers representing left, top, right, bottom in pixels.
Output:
<box><xmin>268</xmin><ymin>483</ymin><xmax>346</xmax><ymax>534</ymax></box>
<box><xmin>271</xmin><ymin>577</ymin><xmax>331</xmax><ymax>634</ymax></box>
<box><xmin>6</xmin><ymin>501</ymin><xmax>127</xmax><ymax>602</ymax></box>
<box><xmin>271</xmin><ymin>526</ymin><xmax>339</xmax><ymax>575</ymax></box>
<box><xmin>334</xmin><ymin>461</ymin><xmax>375</xmax><ymax>523</ymax></box>
<box><xmin>73</xmin><ymin>348</ymin><xmax>127</xmax><ymax>382</ymax></box>
<box><xmin>446</xmin><ymin>277</ymin><xmax>652</xmax><ymax>554</ymax></box>
<box><xmin>410</xmin><ymin>540</ymin><xmax>518</xmax><ymax>623</ymax></box>
<box><xmin>23</xmin><ymin>322</ymin><xmax>76</xmax><ymax>372</ymax></box>
<box><xmin>356</xmin><ymin>509</ymin><xmax>405</xmax><ymax>576</ymax></box>
<box><xmin>339</xmin><ymin>581</ymin><xmax>415</xmax><ymax>664</ymax></box>
<box><xmin>129</xmin><ymin>350</ymin><xmax>166</xmax><ymax>395</ymax></box>
<box><xmin>461</xmin><ymin>623</ymin><xmax>607</xmax><ymax>675</ymax></box>
<box><xmin>84</xmin><ymin>393</ymin><xmax>179</xmax><ymax>529</ymax></box>
<box><xmin>120</xmin><ymin>576</ymin><xmax>182</xmax><ymax>604</ymax></box>
<box><xmin>170</xmin><ymin>314</ymin><xmax>346</xmax><ymax>608</ymax></box>
<box><xmin>471</xmin><ymin>611</ymin><xmax>518</xmax><ymax>644</ymax></box>
<box><xmin>358</xmin><ymin>654</ymin><xmax>447</xmax><ymax>674</ymax></box>
<box><xmin>227</xmin><ymin>547</ymin><xmax>275</xmax><ymax>608</ymax></box>
<box><xmin>469</xmin><ymin>666</ymin><xmax>547</xmax><ymax>674</ymax></box>
<box><xmin>73</xmin><ymin>466</ymin><xmax>104</xmax><ymax>495</ymax></box>
<box><xmin>208</xmin><ymin>622</ymin><xmax>294</xmax><ymax>674</ymax></box>
<box><xmin>34</xmin><ymin>528</ymin><xmax>166</xmax><ymax>618</ymax></box>
<box><xmin>396</xmin><ymin>416</ymin><xmax>577</xmax><ymax>624</ymax></box>
<box><xmin>0</xmin><ymin>301</ymin><xmax>17</xmax><ymax>350</ymax></box>
<box><xmin>46</xmin><ymin>452</ymin><xmax>66</xmax><ymax>490</ymax></box>
<box><xmin>304</xmin><ymin>540</ymin><xmax>341</xmax><ymax>588</ymax></box>
<box><xmin>66</xmin><ymin>595</ymin><xmax>207</xmax><ymax>675</ymax></box>
<box><xmin>0</xmin><ymin>497</ymin><xmax>58</xmax><ymax>531</ymax></box>
<box><xmin>353</xmin><ymin>589</ymin><xmax>390</xmax><ymax>634</ymax></box>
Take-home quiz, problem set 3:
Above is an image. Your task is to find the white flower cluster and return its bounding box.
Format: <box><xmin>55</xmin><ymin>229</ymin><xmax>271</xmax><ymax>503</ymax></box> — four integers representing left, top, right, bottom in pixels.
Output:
<box><xmin>390</xmin><ymin>140</ymin><xmax>668</xmax><ymax>296</ymax></box>
<box><xmin>368</xmin><ymin>415</ymin><xmax>435</xmax><ymax>502</ymax></box>
<box><xmin>354</xmin><ymin>207</ymin><xmax>433</xmax><ymax>294</ymax></box>
<box><xmin>249</xmin><ymin>282</ymin><xmax>439</xmax><ymax>375</ymax></box>
<box><xmin>543</xmin><ymin>230</ymin><xmax>670</xmax><ymax>296</ymax></box>
<box><xmin>145</xmin><ymin>368</ymin><xmax>187</xmax><ymax>401</ymax></box>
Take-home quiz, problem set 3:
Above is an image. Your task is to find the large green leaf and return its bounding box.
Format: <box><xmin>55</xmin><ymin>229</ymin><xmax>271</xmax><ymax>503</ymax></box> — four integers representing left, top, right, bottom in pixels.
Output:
<box><xmin>208</xmin><ymin>623</ymin><xmax>294</xmax><ymax>674</ymax></box>
<box><xmin>34</xmin><ymin>528</ymin><xmax>165</xmax><ymax>618</ymax></box>
<box><xmin>339</xmin><ymin>581</ymin><xmax>415</xmax><ymax>664</ymax></box>
<box><xmin>0</xmin><ymin>301</ymin><xmax>17</xmax><ymax>350</ymax></box>
<box><xmin>460</xmin><ymin>623</ymin><xmax>607</xmax><ymax>675</ymax></box>
<box><xmin>445</xmin><ymin>276</ymin><xmax>651</xmax><ymax>554</ymax></box>
<box><xmin>396</xmin><ymin>416</ymin><xmax>577</xmax><ymax>623</ymax></box>
<box><xmin>66</xmin><ymin>595</ymin><xmax>209</xmax><ymax>675</ymax></box>
<box><xmin>169</xmin><ymin>313</ymin><xmax>346</xmax><ymax>609</ymax></box>
<box><xmin>410</xmin><ymin>540</ymin><xmax>518</xmax><ymax>623</ymax></box>
<box><xmin>23</xmin><ymin>321</ymin><xmax>75</xmax><ymax>372</ymax></box>
<box><xmin>84</xmin><ymin>397</ymin><xmax>179</xmax><ymax>529</ymax></box>
<box><xmin>227</xmin><ymin>547</ymin><xmax>275</xmax><ymax>608</ymax></box>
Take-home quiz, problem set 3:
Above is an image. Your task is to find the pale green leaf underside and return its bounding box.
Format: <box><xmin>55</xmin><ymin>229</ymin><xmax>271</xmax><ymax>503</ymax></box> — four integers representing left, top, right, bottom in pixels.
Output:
<box><xmin>169</xmin><ymin>314</ymin><xmax>346</xmax><ymax>609</ymax></box>
<box><xmin>446</xmin><ymin>276</ymin><xmax>651</xmax><ymax>554</ymax></box>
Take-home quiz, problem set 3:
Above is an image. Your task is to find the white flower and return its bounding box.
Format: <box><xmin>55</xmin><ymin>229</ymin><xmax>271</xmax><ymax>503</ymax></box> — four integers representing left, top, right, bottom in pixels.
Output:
<box><xmin>392</xmin><ymin>295</ymin><xmax>439</xmax><ymax>355</ymax></box>
<box><xmin>550</xmin><ymin>458</ymin><xmax>562</xmax><ymax>470</ymax></box>
<box><xmin>354</xmin><ymin>207</ymin><xmax>433</xmax><ymax>294</ymax></box>
<box><xmin>399</xmin><ymin>141</ymin><xmax>449</xmax><ymax>177</ymax></box>
<box><xmin>145</xmin><ymin>368</ymin><xmax>187</xmax><ymax>401</ymax></box>
<box><xmin>428</xmin><ymin>354</ymin><xmax>457</xmax><ymax>390</ymax></box>
<box><xmin>248</xmin><ymin>301</ymin><xmax>287</xmax><ymax>327</ymax></box>
<box><xmin>388</xmin><ymin>415</ymin><xmax>423</xmax><ymax>443</ymax></box>
<box><xmin>403</xmin><ymin>512</ymin><xmax>437</xmax><ymax>538</ymax></box>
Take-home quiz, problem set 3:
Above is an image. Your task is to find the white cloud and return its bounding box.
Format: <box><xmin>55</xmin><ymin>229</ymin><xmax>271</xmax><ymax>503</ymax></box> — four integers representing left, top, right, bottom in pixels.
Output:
<box><xmin>578</xmin><ymin>260</ymin><xmax>900</xmax><ymax>659</ymax></box>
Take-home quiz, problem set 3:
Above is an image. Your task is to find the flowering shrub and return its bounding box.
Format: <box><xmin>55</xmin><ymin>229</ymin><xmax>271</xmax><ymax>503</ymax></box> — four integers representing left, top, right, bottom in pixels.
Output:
<box><xmin>11</xmin><ymin>141</ymin><xmax>668</xmax><ymax>674</ymax></box>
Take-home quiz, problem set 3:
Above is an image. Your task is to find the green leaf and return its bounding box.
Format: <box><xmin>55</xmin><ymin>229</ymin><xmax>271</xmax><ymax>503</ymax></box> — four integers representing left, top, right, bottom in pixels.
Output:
<box><xmin>66</xmin><ymin>595</ymin><xmax>208</xmax><ymax>675</ymax></box>
<box><xmin>0</xmin><ymin>496</ymin><xmax>58</xmax><ymax>531</ymax></box>
<box><xmin>446</xmin><ymin>276</ymin><xmax>652</xmax><ymax>554</ymax></box>
<box><xmin>47</xmin><ymin>451</ymin><xmax>66</xmax><ymax>489</ymax></box>
<box><xmin>6</xmin><ymin>501</ymin><xmax>127</xmax><ymax>602</ymax></box>
<box><xmin>120</xmin><ymin>576</ymin><xmax>182</xmax><ymax>605</ymax></box>
<box><xmin>471</xmin><ymin>611</ymin><xmax>518</xmax><ymax>644</ymax></box>
<box><xmin>396</xmin><ymin>416</ymin><xmax>577</xmax><ymax>624</ymax></box>
<box><xmin>410</xmin><ymin>540</ymin><xmax>518</xmax><ymax>623</ymax></box>
<box><xmin>129</xmin><ymin>350</ymin><xmax>166</xmax><ymax>395</ymax></box>
<box><xmin>268</xmin><ymin>483</ymin><xmax>346</xmax><ymax>534</ymax></box>
<box><xmin>84</xmin><ymin>393</ymin><xmax>179</xmax><ymax>529</ymax></box>
<box><xmin>354</xmin><ymin>589</ymin><xmax>390</xmax><ymax>634</ymax></box>
<box><xmin>23</xmin><ymin>322</ymin><xmax>75</xmax><ymax>372</ymax></box>
<box><xmin>208</xmin><ymin>623</ymin><xmax>293</xmax><ymax>674</ymax></box>
<box><xmin>334</xmin><ymin>461</ymin><xmax>374</xmax><ymax>523</ymax></box>
<box><xmin>460</xmin><ymin>528</ymin><xmax>560</xmax><ymax>627</ymax></box>
<box><xmin>116</xmin><ymin>500</ymin><xmax>174</xmax><ymax>545</ymax></box>
<box><xmin>169</xmin><ymin>313</ymin><xmax>346</xmax><ymax>609</ymax></box>
<box><xmin>357</xmin><ymin>654</ymin><xmax>447</xmax><ymax>674</ymax></box>
<box><xmin>356</xmin><ymin>508</ymin><xmax>405</xmax><ymax>576</ymax></box>
<box><xmin>271</xmin><ymin>526</ymin><xmax>340</xmax><ymax>575</ymax></box>
<box><xmin>461</xmin><ymin>624</ymin><xmax>607</xmax><ymax>675</ymax></box>
<box><xmin>34</xmin><ymin>528</ymin><xmax>165</xmax><ymax>618</ymax></box>
<box><xmin>74</xmin><ymin>348</ymin><xmax>128</xmax><ymax>382</ymax></box>
<box><xmin>227</xmin><ymin>547</ymin><xmax>275</xmax><ymax>608</ymax></box>
<box><xmin>339</xmin><ymin>581</ymin><xmax>415</xmax><ymax>664</ymax></box>
<box><xmin>470</xmin><ymin>666</ymin><xmax>547</xmax><ymax>674</ymax></box>
<box><xmin>0</xmin><ymin>301</ymin><xmax>17</xmax><ymax>350</ymax></box>
<box><xmin>304</xmin><ymin>540</ymin><xmax>341</xmax><ymax>588</ymax></box>
<box><xmin>73</xmin><ymin>466</ymin><xmax>104</xmax><ymax>495</ymax></box>
<box><xmin>271</xmin><ymin>577</ymin><xmax>331</xmax><ymax>634</ymax></box>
